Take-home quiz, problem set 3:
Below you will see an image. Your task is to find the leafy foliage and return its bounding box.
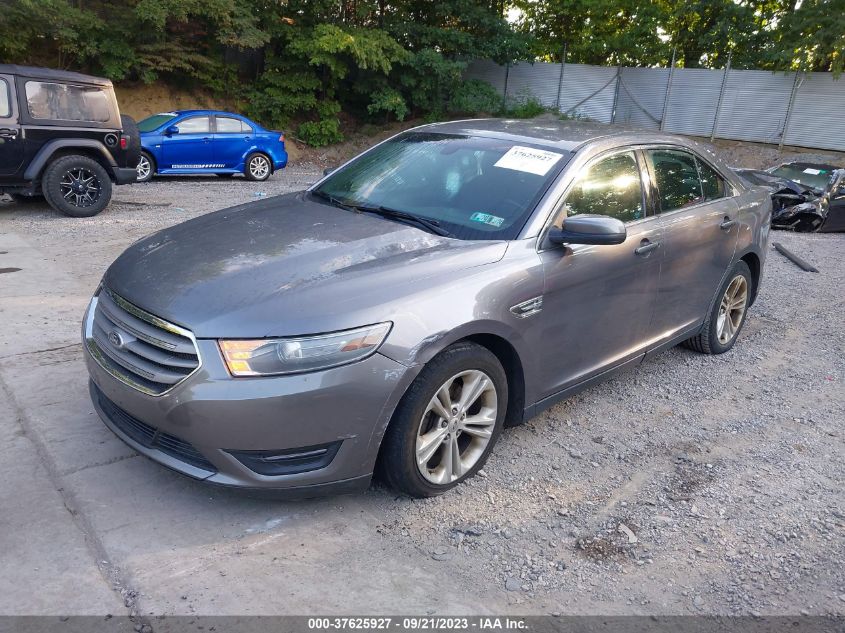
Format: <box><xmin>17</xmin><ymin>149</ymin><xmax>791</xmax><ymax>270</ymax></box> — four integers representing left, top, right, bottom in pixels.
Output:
<box><xmin>513</xmin><ymin>0</ymin><xmax>845</xmax><ymax>75</ymax></box>
<box><xmin>447</xmin><ymin>79</ymin><xmax>502</xmax><ymax>115</ymax></box>
<box><xmin>1</xmin><ymin>0</ymin><xmax>841</xmax><ymax>149</ymax></box>
<box><xmin>367</xmin><ymin>88</ymin><xmax>410</xmax><ymax>121</ymax></box>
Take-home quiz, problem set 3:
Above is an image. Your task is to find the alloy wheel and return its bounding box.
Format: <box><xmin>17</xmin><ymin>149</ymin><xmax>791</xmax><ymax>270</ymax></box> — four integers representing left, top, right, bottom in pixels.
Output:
<box><xmin>136</xmin><ymin>155</ymin><xmax>151</xmax><ymax>181</ymax></box>
<box><xmin>249</xmin><ymin>155</ymin><xmax>270</xmax><ymax>180</ymax></box>
<box><xmin>415</xmin><ymin>369</ymin><xmax>497</xmax><ymax>485</ymax></box>
<box><xmin>716</xmin><ymin>275</ymin><xmax>748</xmax><ymax>344</ymax></box>
<box><xmin>60</xmin><ymin>168</ymin><xmax>101</xmax><ymax>208</ymax></box>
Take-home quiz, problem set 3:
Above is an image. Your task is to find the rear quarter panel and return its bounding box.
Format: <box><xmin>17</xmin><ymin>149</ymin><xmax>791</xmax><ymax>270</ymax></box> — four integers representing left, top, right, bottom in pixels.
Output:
<box><xmin>733</xmin><ymin>184</ymin><xmax>772</xmax><ymax>298</ymax></box>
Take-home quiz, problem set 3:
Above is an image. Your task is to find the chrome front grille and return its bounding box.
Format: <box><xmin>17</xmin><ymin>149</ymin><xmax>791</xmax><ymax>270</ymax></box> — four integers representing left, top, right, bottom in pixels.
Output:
<box><xmin>85</xmin><ymin>288</ymin><xmax>200</xmax><ymax>395</ymax></box>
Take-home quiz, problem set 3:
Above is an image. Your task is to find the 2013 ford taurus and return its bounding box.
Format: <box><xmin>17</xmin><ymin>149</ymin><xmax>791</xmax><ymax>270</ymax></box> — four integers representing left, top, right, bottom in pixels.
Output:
<box><xmin>83</xmin><ymin>119</ymin><xmax>771</xmax><ymax>498</ymax></box>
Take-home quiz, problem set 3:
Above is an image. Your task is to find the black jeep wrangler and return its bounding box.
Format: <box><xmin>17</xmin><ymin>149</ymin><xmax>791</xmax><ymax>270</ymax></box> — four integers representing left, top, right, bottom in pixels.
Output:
<box><xmin>0</xmin><ymin>64</ymin><xmax>140</xmax><ymax>217</ymax></box>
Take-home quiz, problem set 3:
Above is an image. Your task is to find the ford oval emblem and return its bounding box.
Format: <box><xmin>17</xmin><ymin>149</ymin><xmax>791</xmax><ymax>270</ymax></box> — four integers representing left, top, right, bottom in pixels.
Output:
<box><xmin>108</xmin><ymin>330</ymin><xmax>125</xmax><ymax>349</ymax></box>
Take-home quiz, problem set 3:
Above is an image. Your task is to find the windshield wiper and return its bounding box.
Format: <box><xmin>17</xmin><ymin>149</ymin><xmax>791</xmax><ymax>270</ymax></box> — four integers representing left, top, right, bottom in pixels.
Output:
<box><xmin>310</xmin><ymin>190</ymin><xmax>454</xmax><ymax>238</ymax></box>
<box><xmin>309</xmin><ymin>189</ymin><xmax>356</xmax><ymax>212</ymax></box>
<box><xmin>353</xmin><ymin>204</ymin><xmax>454</xmax><ymax>238</ymax></box>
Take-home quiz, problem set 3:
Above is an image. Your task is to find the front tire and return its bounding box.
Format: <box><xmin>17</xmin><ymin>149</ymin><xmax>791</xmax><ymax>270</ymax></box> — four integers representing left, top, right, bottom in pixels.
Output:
<box><xmin>378</xmin><ymin>342</ymin><xmax>507</xmax><ymax>497</ymax></box>
<box><xmin>41</xmin><ymin>155</ymin><xmax>112</xmax><ymax>218</ymax></box>
<box><xmin>136</xmin><ymin>151</ymin><xmax>155</xmax><ymax>183</ymax></box>
<box><xmin>684</xmin><ymin>260</ymin><xmax>752</xmax><ymax>354</ymax></box>
<box><xmin>244</xmin><ymin>153</ymin><xmax>271</xmax><ymax>182</ymax></box>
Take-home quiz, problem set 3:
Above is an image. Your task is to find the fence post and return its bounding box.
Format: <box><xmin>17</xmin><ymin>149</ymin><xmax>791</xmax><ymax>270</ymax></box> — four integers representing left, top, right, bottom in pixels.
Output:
<box><xmin>660</xmin><ymin>47</ymin><xmax>676</xmax><ymax>131</ymax></box>
<box><xmin>610</xmin><ymin>64</ymin><xmax>622</xmax><ymax>123</ymax></box>
<box><xmin>554</xmin><ymin>43</ymin><xmax>567</xmax><ymax>111</ymax></box>
<box><xmin>502</xmin><ymin>61</ymin><xmax>511</xmax><ymax>111</ymax></box>
<box><xmin>710</xmin><ymin>52</ymin><xmax>732</xmax><ymax>142</ymax></box>
<box><xmin>779</xmin><ymin>71</ymin><xmax>802</xmax><ymax>150</ymax></box>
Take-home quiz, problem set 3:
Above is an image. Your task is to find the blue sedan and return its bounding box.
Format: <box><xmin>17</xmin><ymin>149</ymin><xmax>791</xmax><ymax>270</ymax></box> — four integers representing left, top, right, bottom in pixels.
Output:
<box><xmin>135</xmin><ymin>110</ymin><xmax>287</xmax><ymax>182</ymax></box>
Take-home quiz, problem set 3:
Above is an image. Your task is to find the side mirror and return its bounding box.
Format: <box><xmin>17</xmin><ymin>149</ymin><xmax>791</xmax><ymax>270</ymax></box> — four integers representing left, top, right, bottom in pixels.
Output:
<box><xmin>548</xmin><ymin>215</ymin><xmax>627</xmax><ymax>246</ymax></box>
<box><xmin>165</xmin><ymin>125</ymin><xmax>179</xmax><ymax>136</ymax></box>
<box><xmin>323</xmin><ymin>167</ymin><xmax>335</xmax><ymax>176</ymax></box>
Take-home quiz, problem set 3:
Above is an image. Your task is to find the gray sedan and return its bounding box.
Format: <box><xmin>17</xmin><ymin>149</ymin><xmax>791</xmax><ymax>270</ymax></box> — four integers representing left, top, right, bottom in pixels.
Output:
<box><xmin>83</xmin><ymin>119</ymin><xmax>771</xmax><ymax>497</ymax></box>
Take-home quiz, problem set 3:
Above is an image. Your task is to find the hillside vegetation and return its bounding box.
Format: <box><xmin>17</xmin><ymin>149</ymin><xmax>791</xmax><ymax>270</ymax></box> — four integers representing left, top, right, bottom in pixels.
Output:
<box><xmin>2</xmin><ymin>0</ymin><xmax>841</xmax><ymax>146</ymax></box>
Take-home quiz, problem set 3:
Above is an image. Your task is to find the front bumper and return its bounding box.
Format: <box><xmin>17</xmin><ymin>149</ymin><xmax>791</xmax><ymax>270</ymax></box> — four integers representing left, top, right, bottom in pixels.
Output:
<box><xmin>85</xmin><ymin>334</ymin><xmax>409</xmax><ymax>493</ymax></box>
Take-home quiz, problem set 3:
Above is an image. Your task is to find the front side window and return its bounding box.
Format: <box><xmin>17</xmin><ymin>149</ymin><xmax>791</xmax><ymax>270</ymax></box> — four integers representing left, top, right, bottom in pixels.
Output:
<box><xmin>216</xmin><ymin>117</ymin><xmax>248</xmax><ymax>133</ymax></box>
<box><xmin>175</xmin><ymin>116</ymin><xmax>211</xmax><ymax>134</ymax></box>
<box><xmin>25</xmin><ymin>81</ymin><xmax>111</xmax><ymax>122</ymax></box>
<box><xmin>649</xmin><ymin>149</ymin><xmax>703</xmax><ymax>212</ymax></box>
<box><xmin>0</xmin><ymin>79</ymin><xmax>10</xmax><ymax>118</ymax></box>
<box><xmin>564</xmin><ymin>151</ymin><xmax>644</xmax><ymax>223</ymax></box>
<box><xmin>313</xmin><ymin>132</ymin><xmax>570</xmax><ymax>240</ymax></box>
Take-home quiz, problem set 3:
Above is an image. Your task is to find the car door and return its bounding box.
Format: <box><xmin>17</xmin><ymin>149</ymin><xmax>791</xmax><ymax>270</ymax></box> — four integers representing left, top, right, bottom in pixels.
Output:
<box><xmin>644</xmin><ymin>147</ymin><xmax>740</xmax><ymax>338</ymax></box>
<box><xmin>160</xmin><ymin>115</ymin><xmax>212</xmax><ymax>170</ymax></box>
<box><xmin>0</xmin><ymin>74</ymin><xmax>26</xmax><ymax>176</ymax></box>
<box><xmin>536</xmin><ymin>149</ymin><xmax>664</xmax><ymax>398</ymax></box>
<box><xmin>213</xmin><ymin>115</ymin><xmax>253</xmax><ymax>169</ymax></box>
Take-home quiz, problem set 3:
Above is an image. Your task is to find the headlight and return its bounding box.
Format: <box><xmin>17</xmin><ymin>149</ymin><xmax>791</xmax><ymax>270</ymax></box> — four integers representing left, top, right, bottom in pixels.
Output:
<box><xmin>219</xmin><ymin>322</ymin><xmax>392</xmax><ymax>376</ymax></box>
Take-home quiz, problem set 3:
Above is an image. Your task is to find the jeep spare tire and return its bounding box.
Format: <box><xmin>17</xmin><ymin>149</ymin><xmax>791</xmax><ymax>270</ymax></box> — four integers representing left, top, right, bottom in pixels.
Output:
<box><xmin>120</xmin><ymin>114</ymin><xmax>142</xmax><ymax>167</ymax></box>
<box><xmin>42</xmin><ymin>155</ymin><xmax>113</xmax><ymax>217</ymax></box>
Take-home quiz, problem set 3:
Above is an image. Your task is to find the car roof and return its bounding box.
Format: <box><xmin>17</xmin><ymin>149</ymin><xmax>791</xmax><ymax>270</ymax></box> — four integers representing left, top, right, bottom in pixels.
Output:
<box><xmin>169</xmin><ymin>109</ymin><xmax>248</xmax><ymax>117</ymax></box>
<box><xmin>415</xmin><ymin>118</ymin><xmax>694</xmax><ymax>153</ymax></box>
<box><xmin>0</xmin><ymin>64</ymin><xmax>112</xmax><ymax>86</ymax></box>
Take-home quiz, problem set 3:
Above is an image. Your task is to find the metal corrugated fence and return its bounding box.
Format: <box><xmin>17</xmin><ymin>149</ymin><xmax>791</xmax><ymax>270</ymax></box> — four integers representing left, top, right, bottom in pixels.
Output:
<box><xmin>465</xmin><ymin>60</ymin><xmax>845</xmax><ymax>152</ymax></box>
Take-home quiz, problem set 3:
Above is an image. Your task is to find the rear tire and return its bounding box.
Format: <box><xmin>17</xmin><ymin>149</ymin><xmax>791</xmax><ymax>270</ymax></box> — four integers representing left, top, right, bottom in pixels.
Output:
<box><xmin>244</xmin><ymin>153</ymin><xmax>271</xmax><ymax>182</ymax></box>
<box><xmin>684</xmin><ymin>260</ymin><xmax>752</xmax><ymax>355</ymax></box>
<box><xmin>378</xmin><ymin>342</ymin><xmax>507</xmax><ymax>497</ymax></box>
<box><xmin>42</xmin><ymin>155</ymin><xmax>112</xmax><ymax>218</ymax></box>
<box><xmin>120</xmin><ymin>115</ymin><xmax>141</xmax><ymax>168</ymax></box>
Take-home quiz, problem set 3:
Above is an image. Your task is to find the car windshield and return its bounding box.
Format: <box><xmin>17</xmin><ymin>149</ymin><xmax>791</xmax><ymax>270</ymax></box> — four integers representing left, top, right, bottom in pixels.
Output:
<box><xmin>770</xmin><ymin>164</ymin><xmax>834</xmax><ymax>191</ymax></box>
<box><xmin>312</xmin><ymin>132</ymin><xmax>570</xmax><ymax>240</ymax></box>
<box><xmin>138</xmin><ymin>113</ymin><xmax>177</xmax><ymax>132</ymax></box>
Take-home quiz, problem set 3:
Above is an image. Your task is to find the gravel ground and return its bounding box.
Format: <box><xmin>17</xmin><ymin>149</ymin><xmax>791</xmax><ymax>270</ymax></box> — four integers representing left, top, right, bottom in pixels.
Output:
<box><xmin>1</xmin><ymin>136</ymin><xmax>843</xmax><ymax>617</ymax></box>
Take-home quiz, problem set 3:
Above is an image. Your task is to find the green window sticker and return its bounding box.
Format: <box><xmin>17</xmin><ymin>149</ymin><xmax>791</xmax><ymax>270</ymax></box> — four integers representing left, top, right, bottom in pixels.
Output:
<box><xmin>470</xmin><ymin>212</ymin><xmax>504</xmax><ymax>227</ymax></box>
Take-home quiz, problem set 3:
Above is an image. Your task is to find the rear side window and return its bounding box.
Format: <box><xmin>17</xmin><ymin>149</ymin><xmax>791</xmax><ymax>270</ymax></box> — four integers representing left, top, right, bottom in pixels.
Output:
<box><xmin>216</xmin><ymin>116</ymin><xmax>250</xmax><ymax>133</ymax></box>
<box><xmin>565</xmin><ymin>151</ymin><xmax>645</xmax><ymax>223</ymax></box>
<box><xmin>176</xmin><ymin>116</ymin><xmax>211</xmax><ymax>134</ymax></box>
<box><xmin>0</xmin><ymin>79</ymin><xmax>10</xmax><ymax>118</ymax></box>
<box><xmin>649</xmin><ymin>149</ymin><xmax>703</xmax><ymax>212</ymax></box>
<box><xmin>25</xmin><ymin>81</ymin><xmax>111</xmax><ymax>122</ymax></box>
<box><xmin>697</xmin><ymin>158</ymin><xmax>727</xmax><ymax>201</ymax></box>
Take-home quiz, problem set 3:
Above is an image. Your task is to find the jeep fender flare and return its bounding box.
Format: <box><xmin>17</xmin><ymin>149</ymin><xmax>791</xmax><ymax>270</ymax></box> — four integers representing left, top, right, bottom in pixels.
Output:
<box><xmin>24</xmin><ymin>139</ymin><xmax>117</xmax><ymax>181</ymax></box>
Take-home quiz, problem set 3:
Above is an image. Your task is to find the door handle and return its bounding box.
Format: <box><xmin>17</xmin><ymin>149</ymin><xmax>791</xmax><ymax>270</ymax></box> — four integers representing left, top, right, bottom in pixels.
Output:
<box><xmin>0</xmin><ymin>128</ymin><xmax>18</xmax><ymax>139</ymax></box>
<box><xmin>720</xmin><ymin>217</ymin><xmax>737</xmax><ymax>231</ymax></box>
<box><xmin>634</xmin><ymin>239</ymin><xmax>660</xmax><ymax>256</ymax></box>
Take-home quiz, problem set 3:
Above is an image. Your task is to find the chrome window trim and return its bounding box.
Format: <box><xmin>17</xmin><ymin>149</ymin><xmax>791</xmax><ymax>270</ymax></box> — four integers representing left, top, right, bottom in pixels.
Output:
<box><xmin>529</xmin><ymin>142</ymin><xmax>741</xmax><ymax>251</ymax></box>
<box><xmin>83</xmin><ymin>288</ymin><xmax>202</xmax><ymax>397</ymax></box>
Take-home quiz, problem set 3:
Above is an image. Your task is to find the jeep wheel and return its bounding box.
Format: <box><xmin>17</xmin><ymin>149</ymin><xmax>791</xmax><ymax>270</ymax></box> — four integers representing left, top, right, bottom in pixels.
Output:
<box><xmin>42</xmin><ymin>155</ymin><xmax>112</xmax><ymax>218</ymax></box>
<box><xmin>136</xmin><ymin>151</ymin><xmax>155</xmax><ymax>183</ymax></box>
<box><xmin>245</xmin><ymin>153</ymin><xmax>271</xmax><ymax>182</ymax></box>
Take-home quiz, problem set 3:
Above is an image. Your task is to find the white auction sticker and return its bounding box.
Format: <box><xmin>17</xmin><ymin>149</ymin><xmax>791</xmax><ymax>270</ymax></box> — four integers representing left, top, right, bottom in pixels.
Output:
<box><xmin>494</xmin><ymin>146</ymin><xmax>563</xmax><ymax>176</ymax></box>
<box><xmin>803</xmin><ymin>168</ymin><xmax>822</xmax><ymax>175</ymax></box>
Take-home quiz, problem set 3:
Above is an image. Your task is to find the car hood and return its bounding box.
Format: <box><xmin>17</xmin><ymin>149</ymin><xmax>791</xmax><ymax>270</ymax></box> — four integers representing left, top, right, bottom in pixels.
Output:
<box><xmin>104</xmin><ymin>192</ymin><xmax>507</xmax><ymax>338</ymax></box>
